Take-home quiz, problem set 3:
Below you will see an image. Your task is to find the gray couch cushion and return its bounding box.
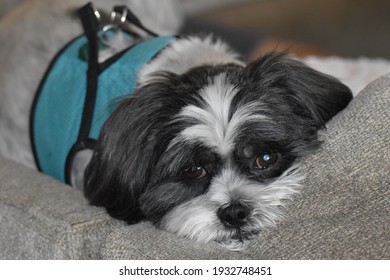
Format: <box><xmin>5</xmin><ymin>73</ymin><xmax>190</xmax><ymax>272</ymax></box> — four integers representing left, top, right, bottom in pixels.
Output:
<box><xmin>0</xmin><ymin>157</ymin><xmax>125</xmax><ymax>259</ymax></box>
<box><xmin>1</xmin><ymin>73</ymin><xmax>389</xmax><ymax>259</ymax></box>
<box><xmin>102</xmin><ymin>222</ymin><xmax>244</xmax><ymax>259</ymax></box>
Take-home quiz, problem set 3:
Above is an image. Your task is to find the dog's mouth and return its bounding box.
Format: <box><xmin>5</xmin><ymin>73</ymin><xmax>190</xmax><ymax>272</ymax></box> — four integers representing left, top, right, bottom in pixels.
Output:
<box><xmin>217</xmin><ymin>228</ymin><xmax>260</xmax><ymax>251</ymax></box>
<box><xmin>218</xmin><ymin>238</ymin><xmax>249</xmax><ymax>251</ymax></box>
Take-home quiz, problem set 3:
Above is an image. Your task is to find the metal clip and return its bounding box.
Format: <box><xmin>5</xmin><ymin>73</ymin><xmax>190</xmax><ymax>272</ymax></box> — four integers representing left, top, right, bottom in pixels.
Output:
<box><xmin>100</xmin><ymin>6</ymin><xmax>128</xmax><ymax>33</ymax></box>
<box><xmin>90</xmin><ymin>3</ymin><xmax>102</xmax><ymax>25</ymax></box>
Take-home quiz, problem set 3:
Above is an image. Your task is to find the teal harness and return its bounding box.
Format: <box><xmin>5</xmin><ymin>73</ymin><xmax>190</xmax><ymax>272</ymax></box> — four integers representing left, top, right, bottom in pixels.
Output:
<box><xmin>31</xmin><ymin>3</ymin><xmax>175</xmax><ymax>184</ymax></box>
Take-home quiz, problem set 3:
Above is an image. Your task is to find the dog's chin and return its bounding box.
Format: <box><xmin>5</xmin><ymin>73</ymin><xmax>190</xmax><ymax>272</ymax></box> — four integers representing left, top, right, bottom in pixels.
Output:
<box><xmin>217</xmin><ymin>229</ymin><xmax>260</xmax><ymax>251</ymax></box>
<box><xmin>160</xmin><ymin>213</ymin><xmax>261</xmax><ymax>251</ymax></box>
<box><xmin>158</xmin><ymin>201</ymin><xmax>267</xmax><ymax>252</ymax></box>
<box><xmin>218</xmin><ymin>238</ymin><xmax>250</xmax><ymax>251</ymax></box>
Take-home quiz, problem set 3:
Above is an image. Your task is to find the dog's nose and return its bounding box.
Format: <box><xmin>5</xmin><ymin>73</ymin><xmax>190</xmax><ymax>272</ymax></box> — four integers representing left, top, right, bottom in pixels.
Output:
<box><xmin>218</xmin><ymin>204</ymin><xmax>250</xmax><ymax>228</ymax></box>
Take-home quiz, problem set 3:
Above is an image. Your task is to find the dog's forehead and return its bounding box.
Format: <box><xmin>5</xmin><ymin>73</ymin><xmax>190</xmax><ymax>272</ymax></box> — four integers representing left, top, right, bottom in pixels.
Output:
<box><xmin>171</xmin><ymin>71</ymin><xmax>269</xmax><ymax>157</ymax></box>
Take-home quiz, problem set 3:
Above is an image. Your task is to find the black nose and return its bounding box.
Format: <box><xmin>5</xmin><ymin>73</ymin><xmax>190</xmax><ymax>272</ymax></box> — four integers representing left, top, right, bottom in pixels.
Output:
<box><xmin>218</xmin><ymin>204</ymin><xmax>250</xmax><ymax>228</ymax></box>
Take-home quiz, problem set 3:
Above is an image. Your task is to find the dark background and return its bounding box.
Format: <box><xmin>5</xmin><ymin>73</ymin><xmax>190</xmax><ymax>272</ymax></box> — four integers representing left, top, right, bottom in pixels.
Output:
<box><xmin>179</xmin><ymin>0</ymin><xmax>390</xmax><ymax>59</ymax></box>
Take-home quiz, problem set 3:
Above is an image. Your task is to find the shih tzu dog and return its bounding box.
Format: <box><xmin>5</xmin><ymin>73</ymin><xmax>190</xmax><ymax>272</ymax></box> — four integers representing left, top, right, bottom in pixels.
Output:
<box><xmin>0</xmin><ymin>0</ymin><xmax>352</xmax><ymax>250</ymax></box>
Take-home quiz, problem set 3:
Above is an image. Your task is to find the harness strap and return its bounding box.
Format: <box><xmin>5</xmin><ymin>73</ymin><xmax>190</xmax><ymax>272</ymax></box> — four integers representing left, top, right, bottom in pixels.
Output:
<box><xmin>64</xmin><ymin>3</ymin><xmax>100</xmax><ymax>184</ymax></box>
<box><xmin>77</xmin><ymin>3</ymin><xmax>100</xmax><ymax>142</ymax></box>
<box><xmin>64</xmin><ymin>2</ymin><xmax>162</xmax><ymax>184</ymax></box>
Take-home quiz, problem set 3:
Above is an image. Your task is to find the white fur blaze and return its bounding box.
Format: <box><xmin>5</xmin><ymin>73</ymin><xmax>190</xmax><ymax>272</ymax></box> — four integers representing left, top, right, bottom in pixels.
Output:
<box><xmin>172</xmin><ymin>73</ymin><xmax>268</xmax><ymax>155</ymax></box>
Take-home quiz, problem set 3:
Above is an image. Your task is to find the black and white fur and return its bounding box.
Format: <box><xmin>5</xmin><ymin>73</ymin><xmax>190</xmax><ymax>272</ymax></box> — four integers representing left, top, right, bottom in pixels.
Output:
<box><xmin>85</xmin><ymin>50</ymin><xmax>352</xmax><ymax>250</ymax></box>
<box><xmin>0</xmin><ymin>0</ymin><xmax>352</xmax><ymax>250</ymax></box>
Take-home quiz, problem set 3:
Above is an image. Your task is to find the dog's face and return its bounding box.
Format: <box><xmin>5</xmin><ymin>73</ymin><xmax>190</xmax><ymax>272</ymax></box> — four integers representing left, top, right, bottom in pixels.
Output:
<box><xmin>84</xmin><ymin>53</ymin><xmax>352</xmax><ymax>250</ymax></box>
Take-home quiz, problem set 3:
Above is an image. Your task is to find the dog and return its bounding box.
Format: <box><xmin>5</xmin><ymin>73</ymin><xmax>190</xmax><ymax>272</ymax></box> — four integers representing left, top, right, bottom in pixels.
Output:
<box><xmin>0</xmin><ymin>0</ymin><xmax>352</xmax><ymax>250</ymax></box>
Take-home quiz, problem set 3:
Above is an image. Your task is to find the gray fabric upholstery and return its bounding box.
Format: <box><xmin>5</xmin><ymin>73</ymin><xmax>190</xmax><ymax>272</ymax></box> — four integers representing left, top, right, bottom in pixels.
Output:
<box><xmin>0</xmin><ymin>157</ymin><xmax>124</xmax><ymax>259</ymax></box>
<box><xmin>1</xmin><ymin>73</ymin><xmax>389</xmax><ymax>259</ymax></box>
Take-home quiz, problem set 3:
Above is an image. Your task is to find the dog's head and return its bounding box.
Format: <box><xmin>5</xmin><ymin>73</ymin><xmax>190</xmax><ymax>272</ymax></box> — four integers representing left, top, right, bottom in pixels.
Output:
<box><xmin>84</xmin><ymin>53</ymin><xmax>352</xmax><ymax>250</ymax></box>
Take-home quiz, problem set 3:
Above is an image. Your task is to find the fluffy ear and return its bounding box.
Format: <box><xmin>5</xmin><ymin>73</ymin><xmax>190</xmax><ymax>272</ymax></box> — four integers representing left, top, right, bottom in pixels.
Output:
<box><xmin>246</xmin><ymin>53</ymin><xmax>353</xmax><ymax>129</ymax></box>
<box><xmin>84</xmin><ymin>77</ymin><xmax>177</xmax><ymax>224</ymax></box>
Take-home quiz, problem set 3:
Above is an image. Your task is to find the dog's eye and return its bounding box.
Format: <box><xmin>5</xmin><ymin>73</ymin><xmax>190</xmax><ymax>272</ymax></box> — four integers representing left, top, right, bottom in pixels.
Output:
<box><xmin>256</xmin><ymin>151</ymin><xmax>278</xmax><ymax>170</ymax></box>
<box><xmin>183</xmin><ymin>166</ymin><xmax>207</xmax><ymax>180</ymax></box>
